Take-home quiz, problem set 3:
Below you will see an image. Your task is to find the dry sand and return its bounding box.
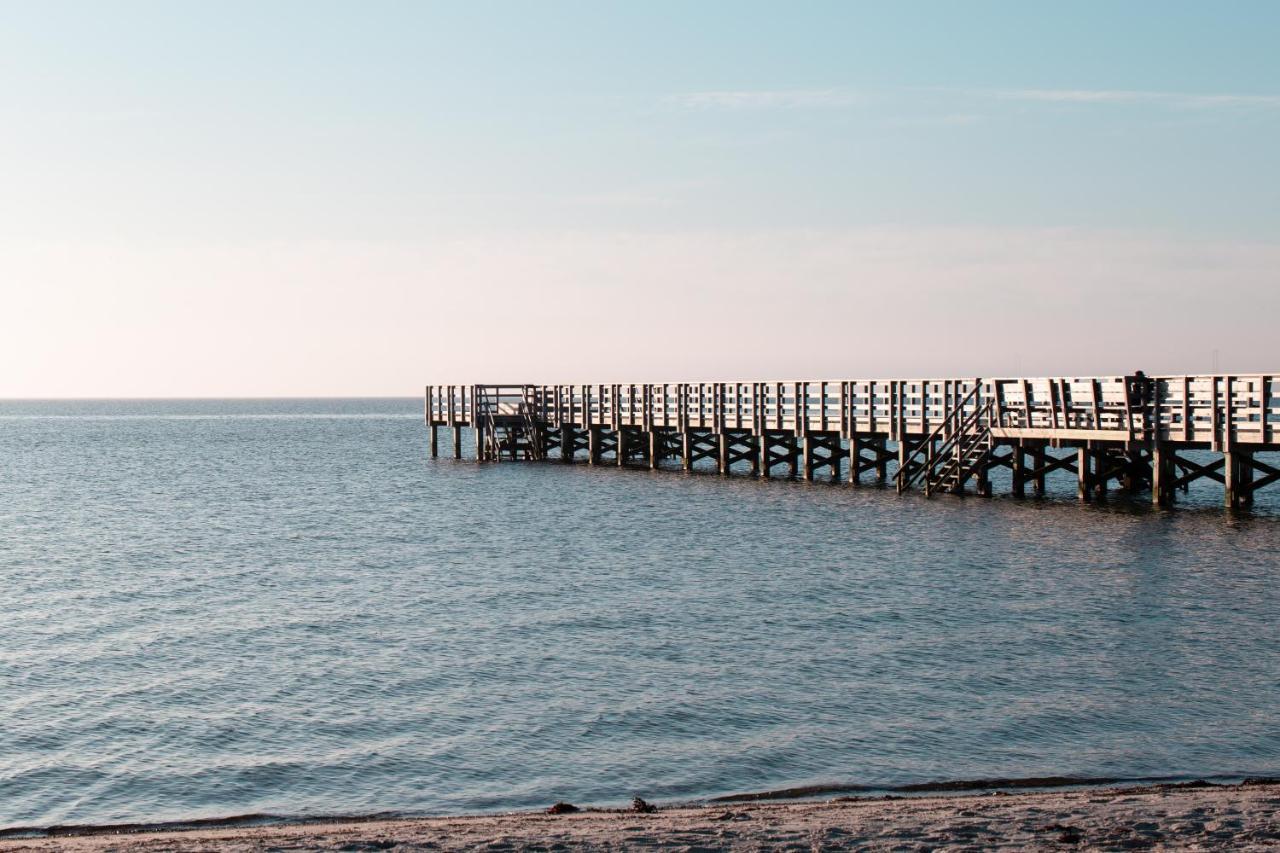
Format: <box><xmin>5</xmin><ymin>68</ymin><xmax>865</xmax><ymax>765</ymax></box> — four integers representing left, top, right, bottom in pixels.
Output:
<box><xmin>3</xmin><ymin>781</ymin><xmax>1278</xmax><ymax>851</ymax></box>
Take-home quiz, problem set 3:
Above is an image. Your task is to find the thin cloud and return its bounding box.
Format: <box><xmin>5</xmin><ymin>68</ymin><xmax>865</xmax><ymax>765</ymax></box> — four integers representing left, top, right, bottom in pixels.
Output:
<box><xmin>879</xmin><ymin>113</ymin><xmax>981</xmax><ymax>128</ymax></box>
<box><xmin>667</xmin><ymin>85</ymin><xmax>1280</xmax><ymax>113</ymax></box>
<box><xmin>990</xmin><ymin>88</ymin><xmax>1280</xmax><ymax>109</ymax></box>
<box><xmin>664</xmin><ymin>89</ymin><xmax>864</xmax><ymax>110</ymax></box>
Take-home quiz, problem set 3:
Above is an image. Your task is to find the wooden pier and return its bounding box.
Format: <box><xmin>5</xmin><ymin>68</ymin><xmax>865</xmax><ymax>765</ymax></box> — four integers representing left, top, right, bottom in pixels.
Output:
<box><xmin>424</xmin><ymin>375</ymin><xmax>1280</xmax><ymax>509</ymax></box>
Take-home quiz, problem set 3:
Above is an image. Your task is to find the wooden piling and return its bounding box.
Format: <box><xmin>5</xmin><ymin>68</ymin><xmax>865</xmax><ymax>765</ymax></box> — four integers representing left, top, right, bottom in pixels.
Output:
<box><xmin>1077</xmin><ymin>448</ymin><xmax>1091</xmax><ymax>502</ymax></box>
<box><xmin>1011</xmin><ymin>446</ymin><xmax>1025</xmax><ymax>497</ymax></box>
<box><xmin>561</xmin><ymin>427</ymin><xmax>574</xmax><ymax>462</ymax></box>
<box><xmin>974</xmin><ymin>454</ymin><xmax>992</xmax><ymax>497</ymax></box>
<box><xmin>1152</xmin><ymin>445</ymin><xmax>1174</xmax><ymax>507</ymax></box>
<box><xmin>1225</xmin><ymin>450</ymin><xmax>1254</xmax><ymax>510</ymax></box>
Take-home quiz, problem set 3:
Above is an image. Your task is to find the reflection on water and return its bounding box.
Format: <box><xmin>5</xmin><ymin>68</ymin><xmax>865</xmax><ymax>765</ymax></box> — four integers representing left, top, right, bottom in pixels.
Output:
<box><xmin>1</xmin><ymin>399</ymin><xmax>1277</xmax><ymax>827</ymax></box>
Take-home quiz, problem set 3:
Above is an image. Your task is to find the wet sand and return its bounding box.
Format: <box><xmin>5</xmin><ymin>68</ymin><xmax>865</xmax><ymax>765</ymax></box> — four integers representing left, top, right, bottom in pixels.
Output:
<box><xmin>3</xmin><ymin>781</ymin><xmax>1278</xmax><ymax>851</ymax></box>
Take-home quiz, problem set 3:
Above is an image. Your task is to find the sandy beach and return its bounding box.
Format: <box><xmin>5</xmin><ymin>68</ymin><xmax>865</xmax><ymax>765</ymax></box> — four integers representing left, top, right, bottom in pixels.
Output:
<box><xmin>3</xmin><ymin>780</ymin><xmax>1277</xmax><ymax>851</ymax></box>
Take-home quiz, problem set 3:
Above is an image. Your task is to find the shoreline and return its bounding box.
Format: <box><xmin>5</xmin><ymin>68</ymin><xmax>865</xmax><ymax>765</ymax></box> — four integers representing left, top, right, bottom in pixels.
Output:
<box><xmin>5</xmin><ymin>772</ymin><xmax>1271</xmax><ymax>839</ymax></box>
<box><xmin>3</xmin><ymin>779</ymin><xmax>1278</xmax><ymax>851</ymax></box>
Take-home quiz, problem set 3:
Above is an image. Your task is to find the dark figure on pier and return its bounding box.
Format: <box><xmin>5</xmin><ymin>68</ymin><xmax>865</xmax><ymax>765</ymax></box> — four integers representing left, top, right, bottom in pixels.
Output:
<box><xmin>1128</xmin><ymin>370</ymin><xmax>1148</xmax><ymax>409</ymax></box>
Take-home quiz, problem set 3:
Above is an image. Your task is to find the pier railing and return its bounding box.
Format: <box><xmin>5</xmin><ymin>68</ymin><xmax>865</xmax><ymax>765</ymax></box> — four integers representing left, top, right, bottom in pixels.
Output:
<box><xmin>426</xmin><ymin>375</ymin><xmax>1278</xmax><ymax>448</ymax></box>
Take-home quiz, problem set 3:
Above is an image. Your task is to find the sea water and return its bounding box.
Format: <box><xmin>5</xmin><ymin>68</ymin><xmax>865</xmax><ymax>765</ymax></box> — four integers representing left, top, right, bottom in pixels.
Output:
<box><xmin>1</xmin><ymin>398</ymin><xmax>1277</xmax><ymax>828</ymax></box>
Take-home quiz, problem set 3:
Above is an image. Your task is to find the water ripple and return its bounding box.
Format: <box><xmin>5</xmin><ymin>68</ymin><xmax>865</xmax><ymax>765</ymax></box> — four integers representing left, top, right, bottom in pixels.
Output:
<box><xmin>1</xmin><ymin>398</ymin><xmax>1278</xmax><ymax>828</ymax></box>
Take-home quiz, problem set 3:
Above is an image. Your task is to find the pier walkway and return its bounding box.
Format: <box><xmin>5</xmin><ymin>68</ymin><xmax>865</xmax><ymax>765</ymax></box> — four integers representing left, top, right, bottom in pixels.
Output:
<box><xmin>425</xmin><ymin>375</ymin><xmax>1280</xmax><ymax>509</ymax></box>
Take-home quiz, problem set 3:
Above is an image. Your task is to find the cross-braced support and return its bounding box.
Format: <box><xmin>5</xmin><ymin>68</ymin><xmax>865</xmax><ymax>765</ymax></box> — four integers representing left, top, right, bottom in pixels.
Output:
<box><xmin>1075</xmin><ymin>446</ymin><xmax>1152</xmax><ymax>502</ymax></box>
<box><xmin>802</xmin><ymin>432</ymin><xmax>845</xmax><ymax>482</ymax></box>
<box><xmin>759</xmin><ymin>431</ymin><xmax>800</xmax><ymax>479</ymax></box>
<box><xmin>588</xmin><ymin>427</ymin><xmax>617</xmax><ymax>465</ymax></box>
<box><xmin>1223</xmin><ymin>450</ymin><xmax>1278</xmax><ymax>509</ymax></box>
<box><xmin>681</xmin><ymin>429</ymin><xmax>720</xmax><ymax>471</ymax></box>
<box><xmin>848</xmin><ymin>436</ymin><xmax>892</xmax><ymax>485</ymax></box>
<box><xmin>1012</xmin><ymin>448</ymin><xmax>1077</xmax><ymax>497</ymax></box>
<box><xmin>549</xmin><ymin>425</ymin><xmax>590</xmax><ymax>462</ymax></box>
<box><xmin>1150</xmin><ymin>446</ymin><xmax>1273</xmax><ymax>509</ymax></box>
<box><xmin>648</xmin><ymin>428</ymin><xmax>682</xmax><ymax>469</ymax></box>
<box><xmin>617</xmin><ymin>427</ymin><xmax>650</xmax><ymax>467</ymax></box>
<box><xmin>715</xmin><ymin>430</ymin><xmax>760</xmax><ymax>475</ymax></box>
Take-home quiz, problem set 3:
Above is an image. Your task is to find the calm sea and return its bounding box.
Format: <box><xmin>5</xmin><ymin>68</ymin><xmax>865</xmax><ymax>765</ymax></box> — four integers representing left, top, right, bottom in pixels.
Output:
<box><xmin>2</xmin><ymin>398</ymin><xmax>1278</xmax><ymax>829</ymax></box>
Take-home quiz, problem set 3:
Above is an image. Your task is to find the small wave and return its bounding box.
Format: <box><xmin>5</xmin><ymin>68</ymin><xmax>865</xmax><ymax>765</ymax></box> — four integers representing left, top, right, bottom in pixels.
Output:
<box><xmin>706</xmin><ymin>773</ymin><xmax>1259</xmax><ymax>802</ymax></box>
<box><xmin>0</xmin><ymin>810</ymin><xmax>407</xmax><ymax>840</ymax></box>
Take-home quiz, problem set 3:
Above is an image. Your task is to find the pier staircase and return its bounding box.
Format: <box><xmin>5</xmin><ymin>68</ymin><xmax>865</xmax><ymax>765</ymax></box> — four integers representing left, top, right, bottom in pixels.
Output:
<box><xmin>896</xmin><ymin>387</ymin><xmax>996</xmax><ymax>497</ymax></box>
<box><xmin>477</xmin><ymin>386</ymin><xmax>544</xmax><ymax>462</ymax></box>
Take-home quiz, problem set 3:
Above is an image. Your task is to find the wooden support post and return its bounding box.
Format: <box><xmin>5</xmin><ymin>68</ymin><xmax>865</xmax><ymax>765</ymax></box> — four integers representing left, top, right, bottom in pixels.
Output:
<box><xmin>787</xmin><ymin>436</ymin><xmax>799</xmax><ymax>478</ymax></box>
<box><xmin>750</xmin><ymin>436</ymin><xmax>760</xmax><ymax>475</ymax></box>
<box><xmin>452</xmin><ymin>425</ymin><xmax>462</xmax><ymax>460</ymax></box>
<box><xmin>681</xmin><ymin>432</ymin><xmax>692</xmax><ymax>472</ymax></box>
<box><xmin>1225</xmin><ymin>450</ymin><xmax>1254</xmax><ymax>510</ymax></box>
<box><xmin>475</xmin><ymin>424</ymin><xmax>485</xmax><ymax>462</ymax></box>
<box><xmin>760</xmin><ymin>433</ymin><xmax>772</xmax><ymax>479</ymax></box>
<box><xmin>802</xmin><ymin>434</ymin><xmax>815</xmax><ymax>481</ymax></box>
<box><xmin>973</xmin><ymin>447</ymin><xmax>991</xmax><ymax>497</ymax></box>
<box><xmin>649</xmin><ymin>430</ymin><xmax>661</xmax><ymax>470</ymax></box>
<box><xmin>1225</xmin><ymin>451</ymin><xmax>1239</xmax><ymax>509</ymax></box>
<box><xmin>1032</xmin><ymin>446</ymin><xmax>1046</xmax><ymax>496</ymax></box>
<box><xmin>897</xmin><ymin>439</ymin><xmax>911</xmax><ymax>485</ymax></box>
<box><xmin>848</xmin><ymin>436</ymin><xmax>860</xmax><ymax>485</ymax></box>
<box><xmin>1092</xmin><ymin>450</ymin><xmax>1108</xmax><ymax>502</ymax></box>
<box><xmin>1077</xmin><ymin>448</ymin><xmax>1092</xmax><ymax>502</ymax></box>
<box><xmin>617</xmin><ymin>429</ymin><xmax>629</xmax><ymax>467</ymax></box>
<box><xmin>718</xmin><ymin>433</ymin><xmax>730</xmax><ymax>475</ymax></box>
<box><xmin>429</xmin><ymin>424</ymin><xmax>438</xmax><ymax>458</ymax></box>
<box><xmin>875</xmin><ymin>438</ymin><xmax>888</xmax><ymax>483</ymax></box>
<box><xmin>560</xmin><ymin>427</ymin><xmax>574</xmax><ymax>462</ymax></box>
<box><xmin>1011</xmin><ymin>445</ymin><xmax>1025</xmax><ymax>497</ymax></box>
<box><xmin>1122</xmin><ymin>449</ymin><xmax>1141</xmax><ymax>492</ymax></box>
<box><xmin>588</xmin><ymin>427</ymin><xmax>600</xmax><ymax>465</ymax></box>
<box><xmin>1240</xmin><ymin>452</ymin><xmax>1256</xmax><ymax>509</ymax></box>
<box><xmin>1152</xmin><ymin>445</ymin><xmax>1174</xmax><ymax>507</ymax></box>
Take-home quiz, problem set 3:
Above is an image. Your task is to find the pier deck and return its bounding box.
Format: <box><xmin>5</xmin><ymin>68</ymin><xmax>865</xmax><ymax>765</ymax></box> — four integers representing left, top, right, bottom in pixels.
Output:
<box><xmin>425</xmin><ymin>375</ymin><xmax>1280</xmax><ymax>509</ymax></box>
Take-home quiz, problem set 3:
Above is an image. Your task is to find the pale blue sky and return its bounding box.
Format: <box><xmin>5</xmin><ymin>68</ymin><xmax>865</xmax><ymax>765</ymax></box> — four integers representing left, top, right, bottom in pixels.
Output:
<box><xmin>2</xmin><ymin>2</ymin><xmax>1278</xmax><ymax>395</ymax></box>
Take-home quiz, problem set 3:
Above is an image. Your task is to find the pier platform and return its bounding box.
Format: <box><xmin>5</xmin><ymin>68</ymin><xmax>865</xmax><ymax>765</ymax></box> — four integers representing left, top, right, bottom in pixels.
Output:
<box><xmin>425</xmin><ymin>376</ymin><xmax>1279</xmax><ymax>509</ymax></box>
